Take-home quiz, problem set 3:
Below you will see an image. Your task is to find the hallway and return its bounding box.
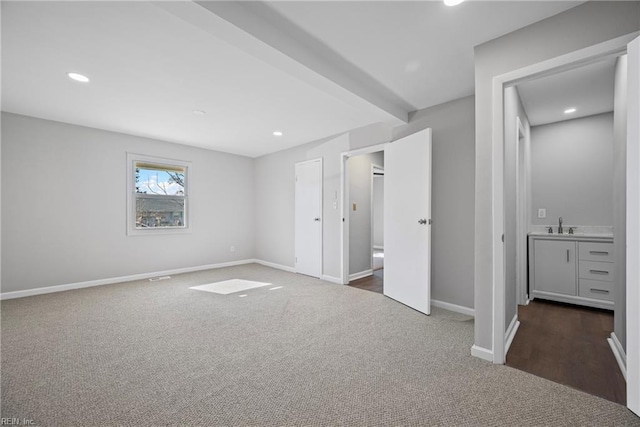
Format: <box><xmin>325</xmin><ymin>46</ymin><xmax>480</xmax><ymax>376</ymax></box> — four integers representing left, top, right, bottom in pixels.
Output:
<box><xmin>506</xmin><ymin>300</ymin><xmax>626</xmax><ymax>405</ymax></box>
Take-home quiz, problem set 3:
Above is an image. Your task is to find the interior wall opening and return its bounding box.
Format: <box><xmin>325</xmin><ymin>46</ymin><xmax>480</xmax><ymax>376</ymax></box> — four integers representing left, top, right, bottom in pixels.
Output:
<box><xmin>344</xmin><ymin>151</ymin><xmax>385</xmax><ymax>294</ymax></box>
<box><xmin>503</xmin><ymin>55</ymin><xmax>627</xmax><ymax>405</ymax></box>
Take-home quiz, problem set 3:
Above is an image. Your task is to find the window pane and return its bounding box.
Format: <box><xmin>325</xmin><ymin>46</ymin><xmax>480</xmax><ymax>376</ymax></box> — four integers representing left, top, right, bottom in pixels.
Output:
<box><xmin>136</xmin><ymin>197</ymin><xmax>185</xmax><ymax>228</ymax></box>
<box><xmin>135</xmin><ymin>163</ymin><xmax>185</xmax><ymax>195</ymax></box>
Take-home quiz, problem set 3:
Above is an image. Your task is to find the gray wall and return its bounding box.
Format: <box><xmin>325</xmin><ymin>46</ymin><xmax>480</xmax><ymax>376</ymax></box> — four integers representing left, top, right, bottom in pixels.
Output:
<box><xmin>1</xmin><ymin>113</ymin><xmax>255</xmax><ymax>292</ymax></box>
<box><xmin>253</xmin><ymin>132</ymin><xmax>350</xmax><ymax>279</ymax></box>
<box><xmin>254</xmin><ymin>96</ymin><xmax>476</xmax><ymax>309</ymax></box>
<box><xmin>613</xmin><ymin>55</ymin><xmax>628</xmax><ymax>351</ymax></box>
<box><xmin>473</xmin><ymin>1</ymin><xmax>639</xmax><ymax>351</ymax></box>
<box><xmin>504</xmin><ymin>86</ymin><xmax>531</xmax><ymax>331</ymax></box>
<box><xmin>348</xmin><ymin>151</ymin><xmax>384</xmax><ymax>275</ymax></box>
<box><xmin>393</xmin><ymin>97</ymin><xmax>475</xmax><ymax>309</ymax></box>
<box><xmin>530</xmin><ymin>113</ymin><xmax>614</xmax><ymax>227</ymax></box>
<box><xmin>373</xmin><ymin>174</ymin><xmax>384</xmax><ymax>248</ymax></box>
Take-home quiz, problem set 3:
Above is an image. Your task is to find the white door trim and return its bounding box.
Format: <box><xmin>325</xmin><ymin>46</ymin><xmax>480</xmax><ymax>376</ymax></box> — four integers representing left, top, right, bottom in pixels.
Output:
<box><xmin>340</xmin><ymin>143</ymin><xmax>388</xmax><ymax>284</ymax></box>
<box><xmin>370</xmin><ymin>163</ymin><xmax>384</xmax><ymax>273</ymax></box>
<box><xmin>294</xmin><ymin>158</ymin><xmax>323</xmax><ymax>278</ymax></box>
<box><xmin>515</xmin><ymin>116</ymin><xmax>529</xmax><ymax>305</ymax></box>
<box><xmin>490</xmin><ymin>33</ymin><xmax>637</xmax><ymax>365</ymax></box>
<box><xmin>626</xmin><ymin>36</ymin><xmax>640</xmax><ymax>417</ymax></box>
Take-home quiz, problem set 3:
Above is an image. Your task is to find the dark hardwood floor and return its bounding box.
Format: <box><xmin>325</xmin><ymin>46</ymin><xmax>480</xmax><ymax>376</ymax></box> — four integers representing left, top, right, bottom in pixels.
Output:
<box><xmin>506</xmin><ymin>299</ymin><xmax>626</xmax><ymax>405</ymax></box>
<box><xmin>348</xmin><ymin>269</ymin><xmax>383</xmax><ymax>294</ymax></box>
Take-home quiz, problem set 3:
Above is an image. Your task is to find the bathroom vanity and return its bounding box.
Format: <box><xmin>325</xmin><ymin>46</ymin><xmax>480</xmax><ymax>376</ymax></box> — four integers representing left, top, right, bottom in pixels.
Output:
<box><xmin>528</xmin><ymin>233</ymin><xmax>614</xmax><ymax>310</ymax></box>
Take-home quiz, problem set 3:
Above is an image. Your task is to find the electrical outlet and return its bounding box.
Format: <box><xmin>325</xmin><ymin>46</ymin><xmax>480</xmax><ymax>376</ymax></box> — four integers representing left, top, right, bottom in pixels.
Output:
<box><xmin>538</xmin><ymin>208</ymin><xmax>546</xmax><ymax>219</ymax></box>
<box><xmin>230</xmin><ymin>246</ymin><xmax>235</xmax><ymax>253</ymax></box>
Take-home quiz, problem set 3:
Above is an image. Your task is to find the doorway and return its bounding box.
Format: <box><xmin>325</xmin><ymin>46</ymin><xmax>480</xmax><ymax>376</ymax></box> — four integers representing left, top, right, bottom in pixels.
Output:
<box><xmin>340</xmin><ymin>129</ymin><xmax>433</xmax><ymax>315</ymax></box>
<box><xmin>348</xmin><ymin>160</ymin><xmax>385</xmax><ymax>294</ymax></box>
<box><xmin>347</xmin><ymin>160</ymin><xmax>384</xmax><ymax>294</ymax></box>
<box><xmin>506</xmin><ymin>55</ymin><xmax>624</xmax><ymax>404</ymax></box>
<box><xmin>491</xmin><ymin>35</ymin><xmax>640</xmax><ymax>414</ymax></box>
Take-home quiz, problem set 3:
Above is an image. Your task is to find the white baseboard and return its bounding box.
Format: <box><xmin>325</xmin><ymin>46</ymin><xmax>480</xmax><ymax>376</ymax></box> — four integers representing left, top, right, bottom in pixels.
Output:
<box><xmin>349</xmin><ymin>269</ymin><xmax>373</xmax><ymax>281</ymax></box>
<box><xmin>505</xmin><ymin>315</ymin><xmax>520</xmax><ymax>354</ymax></box>
<box><xmin>471</xmin><ymin>345</ymin><xmax>493</xmax><ymax>362</ymax></box>
<box><xmin>607</xmin><ymin>332</ymin><xmax>627</xmax><ymax>380</ymax></box>
<box><xmin>253</xmin><ymin>259</ymin><xmax>296</xmax><ymax>273</ymax></box>
<box><xmin>0</xmin><ymin>259</ymin><xmax>256</xmax><ymax>300</ymax></box>
<box><xmin>321</xmin><ymin>275</ymin><xmax>343</xmax><ymax>284</ymax></box>
<box><xmin>431</xmin><ymin>299</ymin><xmax>475</xmax><ymax>317</ymax></box>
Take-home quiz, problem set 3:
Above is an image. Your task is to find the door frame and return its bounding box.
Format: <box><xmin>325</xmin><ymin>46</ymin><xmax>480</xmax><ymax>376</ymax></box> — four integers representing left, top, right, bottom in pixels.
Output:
<box><xmin>340</xmin><ymin>143</ymin><xmax>388</xmax><ymax>285</ymax></box>
<box><xmin>490</xmin><ymin>33</ymin><xmax>640</xmax><ymax>412</ymax></box>
<box><xmin>515</xmin><ymin>116</ymin><xmax>529</xmax><ymax>306</ymax></box>
<box><xmin>294</xmin><ymin>158</ymin><xmax>323</xmax><ymax>278</ymax></box>
<box><xmin>370</xmin><ymin>163</ymin><xmax>384</xmax><ymax>273</ymax></box>
<box><xmin>626</xmin><ymin>36</ymin><xmax>640</xmax><ymax>416</ymax></box>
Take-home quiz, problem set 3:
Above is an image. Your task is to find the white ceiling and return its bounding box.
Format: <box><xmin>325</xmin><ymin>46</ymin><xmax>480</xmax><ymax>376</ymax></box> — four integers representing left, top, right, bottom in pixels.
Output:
<box><xmin>516</xmin><ymin>58</ymin><xmax>617</xmax><ymax>126</ymax></box>
<box><xmin>266</xmin><ymin>0</ymin><xmax>582</xmax><ymax>110</ymax></box>
<box><xmin>2</xmin><ymin>1</ymin><xmax>582</xmax><ymax>157</ymax></box>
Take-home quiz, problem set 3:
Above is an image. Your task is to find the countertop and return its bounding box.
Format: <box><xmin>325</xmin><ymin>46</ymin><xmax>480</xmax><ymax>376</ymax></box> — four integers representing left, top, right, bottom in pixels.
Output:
<box><xmin>528</xmin><ymin>231</ymin><xmax>613</xmax><ymax>240</ymax></box>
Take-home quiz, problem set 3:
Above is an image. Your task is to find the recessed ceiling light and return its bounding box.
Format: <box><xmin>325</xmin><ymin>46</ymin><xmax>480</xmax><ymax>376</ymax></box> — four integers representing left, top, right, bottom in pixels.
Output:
<box><xmin>564</xmin><ymin>108</ymin><xmax>577</xmax><ymax>114</ymax></box>
<box><xmin>192</xmin><ymin>110</ymin><xmax>206</xmax><ymax>116</ymax></box>
<box><xmin>67</xmin><ymin>72</ymin><xmax>90</xmax><ymax>83</ymax></box>
<box><xmin>444</xmin><ymin>0</ymin><xmax>464</xmax><ymax>6</ymax></box>
<box><xmin>273</xmin><ymin>131</ymin><xmax>283</xmax><ymax>136</ymax></box>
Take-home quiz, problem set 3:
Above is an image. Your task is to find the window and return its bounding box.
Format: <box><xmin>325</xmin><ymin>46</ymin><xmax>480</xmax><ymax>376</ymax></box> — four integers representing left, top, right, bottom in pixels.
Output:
<box><xmin>127</xmin><ymin>154</ymin><xmax>191</xmax><ymax>235</ymax></box>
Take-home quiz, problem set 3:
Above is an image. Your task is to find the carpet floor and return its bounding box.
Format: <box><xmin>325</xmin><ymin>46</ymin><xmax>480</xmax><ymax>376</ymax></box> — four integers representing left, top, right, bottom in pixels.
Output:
<box><xmin>1</xmin><ymin>264</ymin><xmax>638</xmax><ymax>426</ymax></box>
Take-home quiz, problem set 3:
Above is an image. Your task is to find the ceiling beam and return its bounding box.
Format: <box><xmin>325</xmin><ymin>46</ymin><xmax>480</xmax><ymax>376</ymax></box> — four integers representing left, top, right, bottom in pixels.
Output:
<box><xmin>153</xmin><ymin>1</ymin><xmax>409</xmax><ymax>126</ymax></box>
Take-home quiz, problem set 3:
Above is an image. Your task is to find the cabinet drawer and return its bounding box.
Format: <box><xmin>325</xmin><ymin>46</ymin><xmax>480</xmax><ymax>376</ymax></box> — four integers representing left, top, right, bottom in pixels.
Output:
<box><xmin>579</xmin><ymin>242</ymin><xmax>614</xmax><ymax>262</ymax></box>
<box><xmin>579</xmin><ymin>279</ymin><xmax>614</xmax><ymax>301</ymax></box>
<box><xmin>579</xmin><ymin>261</ymin><xmax>614</xmax><ymax>282</ymax></box>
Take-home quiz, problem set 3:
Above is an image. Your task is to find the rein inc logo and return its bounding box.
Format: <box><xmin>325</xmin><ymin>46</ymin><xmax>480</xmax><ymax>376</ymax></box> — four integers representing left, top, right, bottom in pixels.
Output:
<box><xmin>1</xmin><ymin>419</ymin><xmax>34</xmax><ymax>426</ymax></box>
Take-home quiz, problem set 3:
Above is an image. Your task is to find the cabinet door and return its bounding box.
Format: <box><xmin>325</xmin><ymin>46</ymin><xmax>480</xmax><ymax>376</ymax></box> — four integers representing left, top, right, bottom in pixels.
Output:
<box><xmin>533</xmin><ymin>240</ymin><xmax>577</xmax><ymax>295</ymax></box>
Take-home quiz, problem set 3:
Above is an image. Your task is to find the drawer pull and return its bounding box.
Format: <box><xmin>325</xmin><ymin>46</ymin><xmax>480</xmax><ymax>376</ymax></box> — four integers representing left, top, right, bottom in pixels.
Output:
<box><xmin>589</xmin><ymin>269</ymin><xmax>609</xmax><ymax>275</ymax></box>
<box><xmin>589</xmin><ymin>251</ymin><xmax>609</xmax><ymax>255</ymax></box>
<box><xmin>590</xmin><ymin>288</ymin><xmax>610</xmax><ymax>294</ymax></box>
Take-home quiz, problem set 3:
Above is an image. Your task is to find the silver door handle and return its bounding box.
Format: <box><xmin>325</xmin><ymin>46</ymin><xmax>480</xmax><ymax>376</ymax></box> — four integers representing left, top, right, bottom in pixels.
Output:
<box><xmin>590</xmin><ymin>288</ymin><xmax>610</xmax><ymax>294</ymax></box>
<box><xmin>314</xmin><ymin>218</ymin><xmax>320</xmax><ymax>222</ymax></box>
<box><xmin>418</xmin><ymin>219</ymin><xmax>427</xmax><ymax>225</ymax></box>
<box><xmin>589</xmin><ymin>251</ymin><xmax>609</xmax><ymax>255</ymax></box>
<box><xmin>566</xmin><ymin>249</ymin><xmax>569</xmax><ymax>262</ymax></box>
<box><xmin>589</xmin><ymin>269</ymin><xmax>609</xmax><ymax>275</ymax></box>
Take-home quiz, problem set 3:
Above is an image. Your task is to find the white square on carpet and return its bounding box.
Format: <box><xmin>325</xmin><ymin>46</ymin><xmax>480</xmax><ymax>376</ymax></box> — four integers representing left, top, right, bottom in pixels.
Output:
<box><xmin>189</xmin><ymin>279</ymin><xmax>272</xmax><ymax>295</ymax></box>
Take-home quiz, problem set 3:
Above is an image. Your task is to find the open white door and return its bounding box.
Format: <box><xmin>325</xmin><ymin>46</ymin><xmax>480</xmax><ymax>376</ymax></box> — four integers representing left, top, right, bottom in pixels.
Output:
<box><xmin>295</xmin><ymin>159</ymin><xmax>322</xmax><ymax>278</ymax></box>
<box><xmin>383</xmin><ymin>129</ymin><xmax>432</xmax><ymax>314</ymax></box>
<box><xmin>627</xmin><ymin>36</ymin><xmax>640</xmax><ymax>418</ymax></box>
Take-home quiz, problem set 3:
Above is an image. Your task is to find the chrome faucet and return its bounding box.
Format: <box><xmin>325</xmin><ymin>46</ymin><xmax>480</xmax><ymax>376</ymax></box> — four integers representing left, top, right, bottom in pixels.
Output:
<box><xmin>558</xmin><ymin>217</ymin><xmax>564</xmax><ymax>234</ymax></box>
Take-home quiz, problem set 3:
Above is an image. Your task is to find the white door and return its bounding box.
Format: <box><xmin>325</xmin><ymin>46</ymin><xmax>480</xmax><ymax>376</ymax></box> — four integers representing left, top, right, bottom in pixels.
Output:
<box><xmin>295</xmin><ymin>159</ymin><xmax>322</xmax><ymax>278</ymax></box>
<box><xmin>627</xmin><ymin>36</ymin><xmax>640</xmax><ymax>418</ymax></box>
<box><xmin>384</xmin><ymin>129</ymin><xmax>432</xmax><ymax>314</ymax></box>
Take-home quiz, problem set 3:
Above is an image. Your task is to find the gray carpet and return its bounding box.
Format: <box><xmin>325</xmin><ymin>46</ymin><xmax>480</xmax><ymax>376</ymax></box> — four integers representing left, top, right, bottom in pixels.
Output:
<box><xmin>1</xmin><ymin>264</ymin><xmax>638</xmax><ymax>426</ymax></box>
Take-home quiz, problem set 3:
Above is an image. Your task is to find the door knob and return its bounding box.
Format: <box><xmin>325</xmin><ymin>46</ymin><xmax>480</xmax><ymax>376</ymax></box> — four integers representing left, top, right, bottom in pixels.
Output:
<box><xmin>418</xmin><ymin>218</ymin><xmax>427</xmax><ymax>225</ymax></box>
<box><xmin>314</xmin><ymin>218</ymin><xmax>321</xmax><ymax>222</ymax></box>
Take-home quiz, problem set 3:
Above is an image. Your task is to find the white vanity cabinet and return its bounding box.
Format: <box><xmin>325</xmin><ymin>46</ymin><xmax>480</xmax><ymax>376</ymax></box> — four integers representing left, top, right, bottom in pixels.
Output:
<box><xmin>528</xmin><ymin>235</ymin><xmax>614</xmax><ymax>310</ymax></box>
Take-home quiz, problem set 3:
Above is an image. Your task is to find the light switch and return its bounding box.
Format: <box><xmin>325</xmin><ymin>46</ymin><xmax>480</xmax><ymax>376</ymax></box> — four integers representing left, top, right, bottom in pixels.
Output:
<box><xmin>538</xmin><ymin>208</ymin><xmax>546</xmax><ymax>219</ymax></box>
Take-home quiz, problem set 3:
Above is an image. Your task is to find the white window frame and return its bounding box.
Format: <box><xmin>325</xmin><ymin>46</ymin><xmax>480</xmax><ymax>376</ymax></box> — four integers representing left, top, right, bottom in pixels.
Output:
<box><xmin>126</xmin><ymin>153</ymin><xmax>191</xmax><ymax>236</ymax></box>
